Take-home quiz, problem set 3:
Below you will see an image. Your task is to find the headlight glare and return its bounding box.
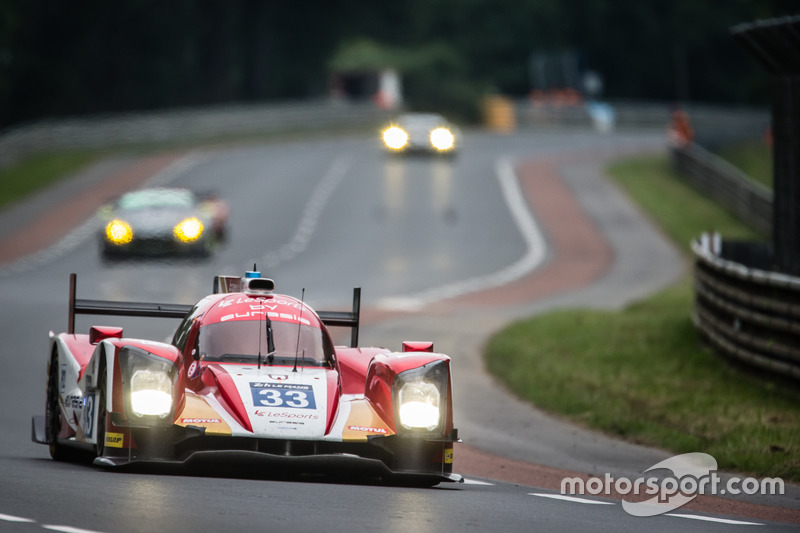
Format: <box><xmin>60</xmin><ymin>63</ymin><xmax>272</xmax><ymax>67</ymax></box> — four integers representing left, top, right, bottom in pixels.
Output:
<box><xmin>383</xmin><ymin>126</ymin><xmax>409</xmax><ymax>150</ymax></box>
<box><xmin>430</xmin><ymin>128</ymin><xmax>455</xmax><ymax>151</ymax></box>
<box><xmin>174</xmin><ymin>217</ymin><xmax>204</xmax><ymax>242</ymax></box>
<box><xmin>130</xmin><ymin>369</ymin><xmax>173</xmax><ymax>417</ymax></box>
<box><xmin>393</xmin><ymin>361</ymin><xmax>449</xmax><ymax>434</ymax></box>
<box><xmin>398</xmin><ymin>381</ymin><xmax>441</xmax><ymax>430</ymax></box>
<box><xmin>119</xmin><ymin>345</ymin><xmax>178</xmax><ymax>424</ymax></box>
<box><xmin>105</xmin><ymin>219</ymin><xmax>134</xmax><ymax>245</ymax></box>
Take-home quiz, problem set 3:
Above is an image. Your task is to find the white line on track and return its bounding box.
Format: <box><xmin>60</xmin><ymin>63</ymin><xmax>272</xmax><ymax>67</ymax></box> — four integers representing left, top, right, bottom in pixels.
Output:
<box><xmin>463</xmin><ymin>478</ymin><xmax>495</xmax><ymax>486</ymax></box>
<box><xmin>0</xmin><ymin>151</ymin><xmax>206</xmax><ymax>277</ymax></box>
<box><xmin>0</xmin><ymin>512</ymin><xmax>111</xmax><ymax>533</ymax></box>
<box><xmin>42</xmin><ymin>526</ymin><xmax>109</xmax><ymax>533</ymax></box>
<box><xmin>530</xmin><ymin>493</ymin><xmax>615</xmax><ymax>505</ymax></box>
<box><xmin>665</xmin><ymin>513</ymin><xmax>763</xmax><ymax>526</ymax></box>
<box><xmin>529</xmin><ymin>494</ymin><xmax>765</xmax><ymax>525</ymax></box>
<box><xmin>259</xmin><ymin>155</ymin><xmax>351</xmax><ymax>268</ymax></box>
<box><xmin>377</xmin><ymin>156</ymin><xmax>548</xmax><ymax>311</ymax></box>
<box><xmin>0</xmin><ymin>512</ymin><xmax>35</xmax><ymax>522</ymax></box>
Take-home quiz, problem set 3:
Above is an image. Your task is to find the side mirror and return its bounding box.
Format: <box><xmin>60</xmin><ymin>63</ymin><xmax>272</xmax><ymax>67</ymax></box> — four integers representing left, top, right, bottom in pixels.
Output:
<box><xmin>89</xmin><ymin>326</ymin><xmax>123</xmax><ymax>345</ymax></box>
<box><xmin>402</xmin><ymin>341</ymin><xmax>434</xmax><ymax>353</ymax></box>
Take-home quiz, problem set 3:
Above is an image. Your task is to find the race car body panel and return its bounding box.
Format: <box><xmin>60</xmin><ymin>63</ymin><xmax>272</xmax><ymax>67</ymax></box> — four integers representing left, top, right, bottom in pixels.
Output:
<box><xmin>33</xmin><ymin>272</ymin><xmax>460</xmax><ymax>485</ymax></box>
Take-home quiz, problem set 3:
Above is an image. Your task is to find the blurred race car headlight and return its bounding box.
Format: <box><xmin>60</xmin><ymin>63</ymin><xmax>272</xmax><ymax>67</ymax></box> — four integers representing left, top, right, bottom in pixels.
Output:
<box><xmin>105</xmin><ymin>219</ymin><xmax>134</xmax><ymax>245</ymax></box>
<box><xmin>393</xmin><ymin>361</ymin><xmax>449</xmax><ymax>433</ymax></box>
<box><xmin>174</xmin><ymin>217</ymin><xmax>204</xmax><ymax>242</ymax></box>
<box><xmin>383</xmin><ymin>126</ymin><xmax>409</xmax><ymax>150</ymax></box>
<box><xmin>429</xmin><ymin>127</ymin><xmax>455</xmax><ymax>151</ymax></box>
<box><xmin>119</xmin><ymin>346</ymin><xmax>177</xmax><ymax>423</ymax></box>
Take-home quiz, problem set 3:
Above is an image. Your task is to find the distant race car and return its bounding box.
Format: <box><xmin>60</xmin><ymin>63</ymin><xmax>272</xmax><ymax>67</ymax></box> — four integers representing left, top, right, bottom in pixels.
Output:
<box><xmin>381</xmin><ymin>113</ymin><xmax>459</xmax><ymax>155</ymax></box>
<box><xmin>32</xmin><ymin>271</ymin><xmax>461</xmax><ymax>486</ymax></box>
<box><xmin>98</xmin><ymin>187</ymin><xmax>229</xmax><ymax>260</ymax></box>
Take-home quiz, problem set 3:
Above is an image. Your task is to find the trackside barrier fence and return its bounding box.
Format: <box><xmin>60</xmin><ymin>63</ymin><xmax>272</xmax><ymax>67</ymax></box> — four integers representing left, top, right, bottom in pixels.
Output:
<box><xmin>514</xmin><ymin>99</ymin><xmax>769</xmax><ymax>143</ymax></box>
<box><xmin>692</xmin><ymin>234</ymin><xmax>800</xmax><ymax>381</ymax></box>
<box><xmin>1</xmin><ymin>98</ymin><xmax>768</xmax><ymax>169</ymax></box>
<box><xmin>0</xmin><ymin>99</ymin><xmax>393</xmax><ymax>168</ymax></box>
<box><xmin>671</xmin><ymin>143</ymin><xmax>772</xmax><ymax>237</ymax></box>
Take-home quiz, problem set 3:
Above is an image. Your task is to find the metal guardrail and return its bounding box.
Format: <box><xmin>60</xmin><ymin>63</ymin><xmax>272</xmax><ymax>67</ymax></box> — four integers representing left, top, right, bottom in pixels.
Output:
<box><xmin>0</xmin><ymin>99</ymin><xmax>393</xmax><ymax>169</ymax></box>
<box><xmin>671</xmin><ymin>143</ymin><xmax>772</xmax><ymax>237</ymax></box>
<box><xmin>1</xmin><ymin>98</ymin><xmax>768</xmax><ymax>170</ymax></box>
<box><xmin>513</xmin><ymin>99</ymin><xmax>769</xmax><ymax>140</ymax></box>
<box><xmin>692</xmin><ymin>235</ymin><xmax>800</xmax><ymax>380</ymax></box>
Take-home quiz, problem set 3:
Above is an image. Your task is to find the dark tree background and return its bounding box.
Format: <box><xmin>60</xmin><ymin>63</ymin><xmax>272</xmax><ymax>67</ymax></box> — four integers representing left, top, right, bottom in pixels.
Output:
<box><xmin>0</xmin><ymin>0</ymin><xmax>795</xmax><ymax>128</ymax></box>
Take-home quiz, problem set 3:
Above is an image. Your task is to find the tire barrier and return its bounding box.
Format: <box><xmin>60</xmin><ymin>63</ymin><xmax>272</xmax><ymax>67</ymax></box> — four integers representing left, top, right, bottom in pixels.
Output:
<box><xmin>692</xmin><ymin>234</ymin><xmax>800</xmax><ymax>380</ymax></box>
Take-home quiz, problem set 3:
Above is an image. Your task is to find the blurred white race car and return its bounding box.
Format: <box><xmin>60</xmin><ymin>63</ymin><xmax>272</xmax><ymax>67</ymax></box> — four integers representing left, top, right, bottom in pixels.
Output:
<box><xmin>381</xmin><ymin>113</ymin><xmax>459</xmax><ymax>156</ymax></box>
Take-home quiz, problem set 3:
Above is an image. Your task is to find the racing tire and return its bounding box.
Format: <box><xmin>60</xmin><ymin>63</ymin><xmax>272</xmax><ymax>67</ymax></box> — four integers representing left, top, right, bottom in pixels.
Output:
<box><xmin>95</xmin><ymin>367</ymin><xmax>107</xmax><ymax>458</ymax></box>
<box><xmin>45</xmin><ymin>352</ymin><xmax>68</xmax><ymax>461</ymax></box>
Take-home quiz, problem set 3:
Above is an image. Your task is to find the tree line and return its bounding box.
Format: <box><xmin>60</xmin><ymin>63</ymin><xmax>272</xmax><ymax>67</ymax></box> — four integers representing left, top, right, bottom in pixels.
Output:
<box><xmin>0</xmin><ymin>0</ymin><xmax>795</xmax><ymax>128</ymax></box>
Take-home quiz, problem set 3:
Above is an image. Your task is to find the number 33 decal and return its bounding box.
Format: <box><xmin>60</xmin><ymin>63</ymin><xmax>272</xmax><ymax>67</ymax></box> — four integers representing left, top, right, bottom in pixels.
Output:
<box><xmin>256</xmin><ymin>389</ymin><xmax>312</xmax><ymax>408</ymax></box>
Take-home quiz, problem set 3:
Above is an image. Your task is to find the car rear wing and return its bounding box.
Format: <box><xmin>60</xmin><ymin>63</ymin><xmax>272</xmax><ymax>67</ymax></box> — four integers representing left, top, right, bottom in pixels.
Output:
<box><xmin>317</xmin><ymin>294</ymin><xmax>361</xmax><ymax>348</ymax></box>
<box><xmin>67</xmin><ymin>273</ymin><xmax>361</xmax><ymax>347</ymax></box>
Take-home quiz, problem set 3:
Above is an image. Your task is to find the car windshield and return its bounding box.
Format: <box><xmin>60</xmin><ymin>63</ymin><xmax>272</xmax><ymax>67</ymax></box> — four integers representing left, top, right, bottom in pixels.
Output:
<box><xmin>401</xmin><ymin>114</ymin><xmax>443</xmax><ymax>128</ymax></box>
<box><xmin>198</xmin><ymin>319</ymin><xmax>333</xmax><ymax>367</ymax></box>
<box><xmin>118</xmin><ymin>189</ymin><xmax>194</xmax><ymax>210</ymax></box>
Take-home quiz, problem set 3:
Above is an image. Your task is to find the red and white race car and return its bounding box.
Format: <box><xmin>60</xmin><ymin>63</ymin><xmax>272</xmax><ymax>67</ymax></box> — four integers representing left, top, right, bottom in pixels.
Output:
<box><xmin>32</xmin><ymin>271</ymin><xmax>461</xmax><ymax>486</ymax></box>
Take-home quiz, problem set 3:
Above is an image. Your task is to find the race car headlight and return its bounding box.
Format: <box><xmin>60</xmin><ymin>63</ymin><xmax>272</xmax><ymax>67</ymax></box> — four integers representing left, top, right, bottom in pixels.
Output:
<box><xmin>130</xmin><ymin>369</ymin><xmax>173</xmax><ymax>417</ymax></box>
<box><xmin>393</xmin><ymin>361</ymin><xmax>448</xmax><ymax>433</ymax></box>
<box><xmin>430</xmin><ymin>127</ymin><xmax>455</xmax><ymax>151</ymax></box>
<box><xmin>383</xmin><ymin>126</ymin><xmax>409</xmax><ymax>150</ymax></box>
<box><xmin>105</xmin><ymin>219</ymin><xmax>134</xmax><ymax>245</ymax></box>
<box><xmin>174</xmin><ymin>217</ymin><xmax>204</xmax><ymax>242</ymax></box>
<box><xmin>119</xmin><ymin>346</ymin><xmax>177</xmax><ymax>422</ymax></box>
<box><xmin>398</xmin><ymin>381</ymin><xmax>441</xmax><ymax>430</ymax></box>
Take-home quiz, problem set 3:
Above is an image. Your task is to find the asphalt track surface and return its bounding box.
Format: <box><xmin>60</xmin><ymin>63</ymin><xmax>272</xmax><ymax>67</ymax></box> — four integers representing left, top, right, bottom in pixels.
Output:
<box><xmin>0</xmin><ymin>129</ymin><xmax>797</xmax><ymax>532</ymax></box>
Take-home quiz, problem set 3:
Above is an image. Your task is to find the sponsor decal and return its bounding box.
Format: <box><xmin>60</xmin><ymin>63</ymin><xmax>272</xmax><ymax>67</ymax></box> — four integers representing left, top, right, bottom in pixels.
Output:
<box><xmin>250</xmin><ymin>382</ymin><xmax>317</xmax><ymax>410</ymax></box>
<box><xmin>65</xmin><ymin>394</ymin><xmax>84</xmax><ymax>410</ymax></box>
<box><xmin>444</xmin><ymin>448</ymin><xmax>454</xmax><ymax>464</ymax></box>
<box><xmin>268</xmin><ymin>419</ymin><xmax>306</xmax><ymax>426</ymax></box>
<box><xmin>84</xmin><ymin>393</ymin><xmax>95</xmax><ymax>439</ymax></box>
<box><xmin>254</xmin><ymin>410</ymin><xmax>319</xmax><ymax>420</ymax></box>
<box><xmin>220</xmin><ymin>310</ymin><xmax>311</xmax><ymax>325</ymax></box>
<box><xmin>60</xmin><ymin>364</ymin><xmax>66</xmax><ymax>393</ymax></box>
<box><xmin>181</xmin><ymin>418</ymin><xmax>221</xmax><ymax>424</ymax></box>
<box><xmin>187</xmin><ymin>361</ymin><xmax>201</xmax><ymax>380</ymax></box>
<box><xmin>268</xmin><ymin>374</ymin><xmax>288</xmax><ymax>381</ymax></box>
<box><xmin>347</xmin><ymin>426</ymin><xmax>388</xmax><ymax>434</ymax></box>
<box><xmin>218</xmin><ymin>297</ymin><xmax>309</xmax><ymax>311</ymax></box>
<box><xmin>105</xmin><ymin>432</ymin><xmax>124</xmax><ymax>448</ymax></box>
<box><xmin>216</xmin><ymin>299</ymin><xmax>315</xmax><ymax>324</ymax></box>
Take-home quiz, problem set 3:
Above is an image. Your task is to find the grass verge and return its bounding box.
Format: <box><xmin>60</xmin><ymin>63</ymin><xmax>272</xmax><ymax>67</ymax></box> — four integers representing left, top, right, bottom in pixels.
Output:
<box><xmin>485</xmin><ymin>154</ymin><xmax>799</xmax><ymax>481</ymax></box>
<box><xmin>0</xmin><ymin>151</ymin><xmax>99</xmax><ymax>210</ymax></box>
<box><xmin>716</xmin><ymin>140</ymin><xmax>772</xmax><ymax>189</ymax></box>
